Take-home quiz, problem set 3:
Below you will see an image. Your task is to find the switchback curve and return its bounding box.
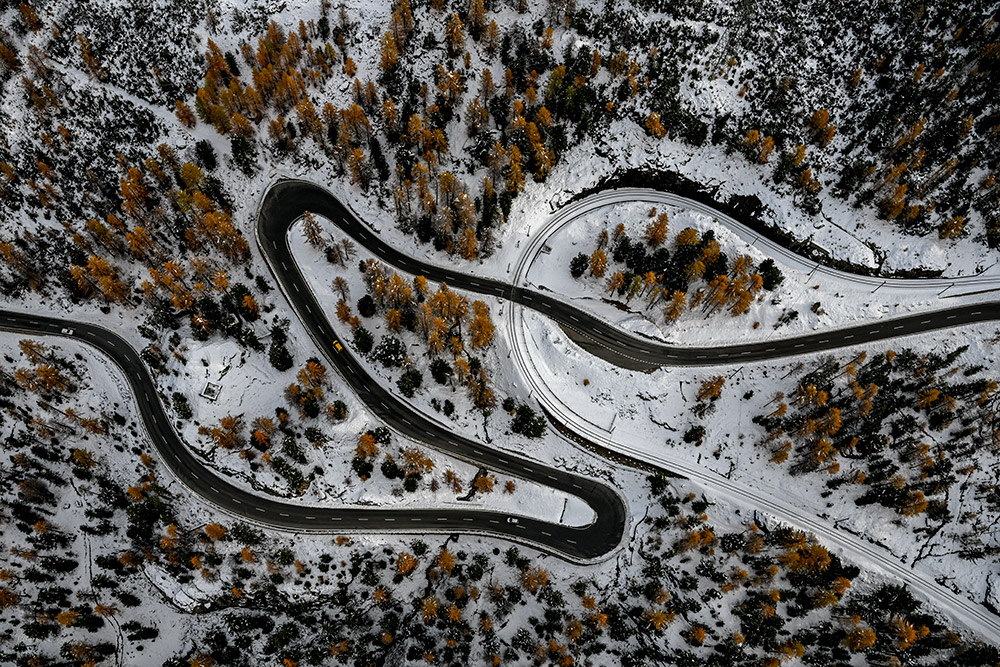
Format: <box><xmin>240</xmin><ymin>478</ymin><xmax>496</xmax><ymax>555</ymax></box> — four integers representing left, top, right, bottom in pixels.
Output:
<box><xmin>257</xmin><ymin>179</ymin><xmax>1000</xmax><ymax>640</ymax></box>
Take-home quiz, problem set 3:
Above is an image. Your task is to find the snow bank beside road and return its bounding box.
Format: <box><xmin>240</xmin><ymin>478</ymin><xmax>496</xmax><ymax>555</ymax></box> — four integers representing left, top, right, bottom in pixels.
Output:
<box><xmin>523</xmin><ymin>191</ymin><xmax>1000</xmax><ymax>348</ymax></box>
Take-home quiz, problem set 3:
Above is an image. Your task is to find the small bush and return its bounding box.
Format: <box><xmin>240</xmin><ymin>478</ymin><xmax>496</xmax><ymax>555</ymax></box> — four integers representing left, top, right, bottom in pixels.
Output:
<box><xmin>172</xmin><ymin>392</ymin><xmax>193</xmax><ymax>419</ymax></box>
<box><xmin>510</xmin><ymin>403</ymin><xmax>546</xmax><ymax>438</ymax></box>
<box><xmin>396</xmin><ymin>369</ymin><xmax>423</xmax><ymax>398</ymax></box>
<box><xmin>569</xmin><ymin>253</ymin><xmax>589</xmax><ymax>278</ymax></box>
<box><xmin>352</xmin><ymin>326</ymin><xmax>374</xmax><ymax>354</ymax></box>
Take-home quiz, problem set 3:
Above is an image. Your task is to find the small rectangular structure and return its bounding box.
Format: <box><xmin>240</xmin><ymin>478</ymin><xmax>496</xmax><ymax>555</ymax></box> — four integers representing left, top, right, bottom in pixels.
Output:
<box><xmin>200</xmin><ymin>382</ymin><xmax>222</xmax><ymax>402</ymax></box>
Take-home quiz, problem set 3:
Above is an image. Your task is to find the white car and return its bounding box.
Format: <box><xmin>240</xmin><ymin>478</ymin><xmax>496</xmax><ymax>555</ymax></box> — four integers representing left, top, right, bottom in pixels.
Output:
<box><xmin>60</xmin><ymin>328</ymin><xmax>74</xmax><ymax>335</ymax></box>
<box><xmin>507</xmin><ymin>517</ymin><xmax>519</xmax><ymax>525</ymax></box>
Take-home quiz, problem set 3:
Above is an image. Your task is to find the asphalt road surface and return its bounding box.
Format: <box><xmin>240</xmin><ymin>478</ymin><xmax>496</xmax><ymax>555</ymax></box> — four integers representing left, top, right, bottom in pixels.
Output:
<box><xmin>256</xmin><ymin>179</ymin><xmax>1000</xmax><ymax>639</ymax></box>
<box><xmin>3</xmin><ymin>178</ymin><xmax>997</xmax><ymax>593</ymax></box>
<box><xmin>257</xmin><ymin>188</ymin><xmax>637</xmax><ymax>560</ymax></box>
<box><xmin>260</xmin><ymin>181</ymin><xmax>1000</xmax><ymax>373</ymax></box>
<box><xmin>0</xmin><ymin>309</ymin><xmax>625</xmax><ymax>560</ymax></box>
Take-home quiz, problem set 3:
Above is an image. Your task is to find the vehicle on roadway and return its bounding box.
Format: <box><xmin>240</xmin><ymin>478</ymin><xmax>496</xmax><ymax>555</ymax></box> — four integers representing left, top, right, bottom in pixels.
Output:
<box><xmin>60</xmin><ymin>328</ymin><xmax>74</xmax><ymax>335</ymax></box>
<box><xmin>507</xmin><ymin>517</ymin><xmax>519</xmax><ymax>525</ymax></box>
<box><xmin>332</xmin><ymin>339</ymin><xmax>343</xmax><ymax>351</ymax></box>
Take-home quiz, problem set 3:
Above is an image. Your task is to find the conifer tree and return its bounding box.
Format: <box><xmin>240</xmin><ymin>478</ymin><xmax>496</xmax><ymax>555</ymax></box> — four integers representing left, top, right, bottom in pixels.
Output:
<box><xmin>445</xmin><ymin>14</ymin><xmax>465</xmax><ymax>57</ymax></box>
<box><xmin>589</xmin><ymin>249</ymin><xmax>607</xmax><ymax>277</ymax></box>
<box><xmin>644</xmin><ymin>212</ymin><xmax>669</xmax><ymax>246</ymax></box>
<box><xmin>645</xmin><ymin>112</ymin><xmax>667</xmax><ymax>138</ymax></box>
<box><xmin>175</xmin><ymin>100</ymin><xmax>197</xmax><ymax>127</ymax></box>
<box><xmin>379</xmin><ymin>32</ymin><xmax>399</xmax><ymax>71</ymax></box>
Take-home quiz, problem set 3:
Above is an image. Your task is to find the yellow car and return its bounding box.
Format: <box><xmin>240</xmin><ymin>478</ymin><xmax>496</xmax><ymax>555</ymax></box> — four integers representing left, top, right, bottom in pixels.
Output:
<box><xmin>332</xmin><ymin>339</ymin><xmax>343</xmax><ymax>352</ymax></box>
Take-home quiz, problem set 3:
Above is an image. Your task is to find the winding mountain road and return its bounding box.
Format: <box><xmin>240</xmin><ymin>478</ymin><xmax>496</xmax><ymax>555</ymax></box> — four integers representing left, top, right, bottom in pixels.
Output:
<box><xmin>2</xmin><ymin>178</ymin><xmax>999</xmax><ymax>637</ymax></box>
<box><xmin>262</xmin><ymin>182</ymin><xmax>1000</xmax><ymax>374</ymax></box>
<box><xmin>511</xmin><ymin>187</ymin><xmax>1000</xmax><ymax>370</ymax></box>
<box><xmin>257</xmin><ymin>180</ymin><xmax>1000</xmax><ymax>640</ymax></box>
<box><xmin>0</xmin><ymin>311</ymin><xmax>623</xmax><ymax>560</ymax></box>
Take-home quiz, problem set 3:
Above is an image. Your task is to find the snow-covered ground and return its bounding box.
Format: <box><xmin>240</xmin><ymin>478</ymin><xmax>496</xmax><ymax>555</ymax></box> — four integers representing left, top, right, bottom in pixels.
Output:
<box><xmin>522</xmin><ymin>195</ymin><xmax>1000</xmax><ymax>347</ymax></box>
<box><xmin>2</xmin><ymin>0</ymin><xmax>998</xmax><ymax>658</ymax></box>
<box><xmin>513</xmin><ymin>306</ymin><xmax>1000</xmax><ymax>617</ymax></box>
<box><xmin>290</xmin><ymin>213</ymin><xmax>598</xmax><ymax>525</ymax></box>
